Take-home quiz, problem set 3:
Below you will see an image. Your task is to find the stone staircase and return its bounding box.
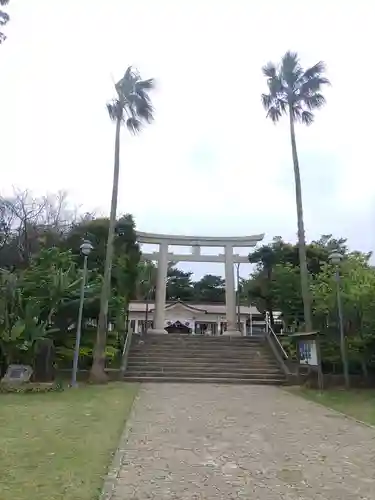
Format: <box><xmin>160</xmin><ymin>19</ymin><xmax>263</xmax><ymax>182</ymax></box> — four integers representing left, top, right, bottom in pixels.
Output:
<box><xmin>123</xmin><ymin>334</ymin><xmax>286</xmax><ymax>385</ymax></box>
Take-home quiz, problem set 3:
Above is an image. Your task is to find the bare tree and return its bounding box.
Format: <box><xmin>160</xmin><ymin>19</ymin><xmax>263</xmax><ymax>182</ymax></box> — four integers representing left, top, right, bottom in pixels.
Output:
<box><xmin>0</xmin><ymin>189</ymin><xmax>90</xmax><ymax>265</ymax></box>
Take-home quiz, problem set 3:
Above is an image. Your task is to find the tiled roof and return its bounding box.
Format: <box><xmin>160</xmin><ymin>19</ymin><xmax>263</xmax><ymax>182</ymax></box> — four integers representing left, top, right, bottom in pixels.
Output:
<box><xmin>129</xmin><ymin>300</ymin><xmax>261</xmax><ymax>315</ymax></box>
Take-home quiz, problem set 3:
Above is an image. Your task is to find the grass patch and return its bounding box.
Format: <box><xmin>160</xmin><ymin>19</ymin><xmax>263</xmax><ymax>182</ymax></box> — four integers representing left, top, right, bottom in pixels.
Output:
<box><xmin>295</xmin><ymin>388</ymin><xmax>375</xmax><ymax>425</ymax></box>
<box><xmin>0</xmin><ymin>382</ymin><xmax>139</xmax><ymax>500</ymax></box>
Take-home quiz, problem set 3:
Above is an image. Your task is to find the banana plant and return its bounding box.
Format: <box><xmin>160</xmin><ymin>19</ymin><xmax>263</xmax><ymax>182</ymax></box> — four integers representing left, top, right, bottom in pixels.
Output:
<box><xmin>0</xmin><ymin>270</ymin><xmax>47</xmax><ymax>364</ymax></box>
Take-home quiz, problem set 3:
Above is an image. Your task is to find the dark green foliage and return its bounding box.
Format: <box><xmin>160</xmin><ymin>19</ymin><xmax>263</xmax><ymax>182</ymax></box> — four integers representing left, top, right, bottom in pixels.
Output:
<box><xmin>245</xmin><ymin>235</ymin><xmax>349</xmax><ymax>326</ymax></box>
<box><xmin>166</xmin><ymin>266</ymin><xmax>195</xmax><ymax>301</ymax></box>
<box><xmin>165</xmin><ymin>267</ymin><xmax>227</xmax><ymax>303</ymax></box>
<box><xmin>245</xmin><ymin>235</ymin><xmax>375</xmax><ymax>376</ymax></box>
<box><xmin>0</xmin><ymin>192</ymin><xmax>141</xmax><ymax>376</ymax></box>
<box><xmin>193</xmin><ymin>274</ymin><xmax>226</xmax><ymax>303</ymax></box>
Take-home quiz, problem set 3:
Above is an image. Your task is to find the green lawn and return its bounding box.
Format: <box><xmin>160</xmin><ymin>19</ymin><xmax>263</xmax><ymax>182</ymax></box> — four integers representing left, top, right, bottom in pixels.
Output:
<box><xmin>0</xmin><ymin>383</ymin><xmax>139</xmax><ymax>500</ymax></box>
<box><xmin>297</xmin><ymin>388</ymin><xmax>375</xmax><ymax>425</ymax></box>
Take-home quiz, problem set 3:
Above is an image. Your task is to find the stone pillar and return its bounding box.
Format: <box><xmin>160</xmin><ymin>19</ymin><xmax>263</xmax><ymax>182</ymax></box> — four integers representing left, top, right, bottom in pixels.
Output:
<box><xmin>223</xmin><ymin>245</ymin><xmax>241</xmax><ymax>336</ymax></box>
<box><xmin>151</xmin><ymin>242</ymin><xmax>168</xmax><ymax>334</ymax></box>
<box><xmin>191</xmin><ymin>320</ymin><xmax>196</xmax><ymax>334</ymax></box>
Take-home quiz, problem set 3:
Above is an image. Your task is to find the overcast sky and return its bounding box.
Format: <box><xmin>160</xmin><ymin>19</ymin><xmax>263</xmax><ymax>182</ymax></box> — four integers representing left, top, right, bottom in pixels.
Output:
<box><xmin>1</xmin><ymin>1</ymin><xmax>374</xmax><ymax>278</ymax></box>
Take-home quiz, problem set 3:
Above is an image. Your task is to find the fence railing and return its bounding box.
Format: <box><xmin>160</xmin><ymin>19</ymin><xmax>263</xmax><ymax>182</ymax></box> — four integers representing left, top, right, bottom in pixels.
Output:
<box><xmin>265</xmin><ymin>314</ymin><xmax>288</xmax><ymax>359</ymax></box>
<box><xmin>120</xmin><ymin>329</ymin><xmax>133</xmax><ymax>375</ymax></box>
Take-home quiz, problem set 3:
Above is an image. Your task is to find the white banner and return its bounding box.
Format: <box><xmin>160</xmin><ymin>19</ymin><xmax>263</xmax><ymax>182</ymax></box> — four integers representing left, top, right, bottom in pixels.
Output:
<box><xmin>165</xmin><ymin>318</ymin><xmax>193</xmax><ymax>327</ymax></box>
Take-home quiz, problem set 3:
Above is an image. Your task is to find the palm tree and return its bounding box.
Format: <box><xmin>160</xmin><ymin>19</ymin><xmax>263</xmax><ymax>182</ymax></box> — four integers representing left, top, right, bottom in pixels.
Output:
<box><xmin>261</xmin><ymin>51</ymin><xmax>330</xmax><ymax>332</ymax></box>
<box><xmin>90</xmin><ymin>67</ymin><xmax>155</xmax><ymax>382</ymax></box>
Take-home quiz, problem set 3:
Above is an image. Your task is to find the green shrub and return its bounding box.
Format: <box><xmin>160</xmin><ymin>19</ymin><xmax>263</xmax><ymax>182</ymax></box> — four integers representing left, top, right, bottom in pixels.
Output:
<box><xmin>0</xmin><ymin>382</ymin><xmax>64</xmax><ymax>394</ymax></box>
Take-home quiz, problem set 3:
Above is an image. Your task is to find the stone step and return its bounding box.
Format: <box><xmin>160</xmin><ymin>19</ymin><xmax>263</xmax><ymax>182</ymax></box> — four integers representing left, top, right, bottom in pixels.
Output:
<box><xmin>128</xmin><ymin>357</ymin><xmax>279</xmax><ymax>368</ymax></box>
<box><xmin>125</xmin><ymin>373</ymin><xmax>284</xmax><ymax>381</ymax></box>
<box><xmin>129</xmin><ymin>357</ymin><xmax>274</xmax><ymax>364</ymax></box>
<box><xmin>127</xmin><ymin>364</ymin><xmax>282</xmax><ymax>374</ymax></box>
<box><xmin>128</xmin><ymin>359</ymin><xmax>278</xmax><ymax>369</ymax></box>
<box><xmin>138</xmin><ymin>333</ymin><xmax>262</xmax><ymax>339</ymax></box>
<box><xmin>133</xmin><ymin>340</ymin><xmax>263</xmax><ymax>345</ymax></box>
<box><xmin>125</xmin><ymin>334</ymin><xmax>282</xmax><ymax>386</ymax></box>
<box><xmin>132</xmin><ymin>343</ymin><xmax>264</xmax><ymax>351</ymax></box>
<box><xmin>122</xmin><ymin>376</ymin><xmax>285</xmax><ymax>385</ymax></box>
<box><xmin>129</xmin><ymin>353</ymin><xmax>275</xmax><ymax>362</ymax></box>
<box><xmin>132</xmin><ymin>340</ymin><xmax>265</xmax><ymax>349</ymax></box>
<box><xmin>130</xmin><ymin>346</ymin><xmax>269</xmax><ymax>353</ymax></box>
<box><xmin>133</xmin><ymin>339</ymin><xmax>264</xmax><ymax>346</ymax></box>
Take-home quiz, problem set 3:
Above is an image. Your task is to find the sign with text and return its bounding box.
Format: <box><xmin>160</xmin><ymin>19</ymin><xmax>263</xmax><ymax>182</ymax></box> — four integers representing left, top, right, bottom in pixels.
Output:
<box><xmin>1</xmin><ymin>364</ymin><xmax>33</xmax><ymax>384</ymax></box>
<box><xmin>298</xmin><ymin>340</ymin><xmax>318</xmax><ymax>366</ymax></box>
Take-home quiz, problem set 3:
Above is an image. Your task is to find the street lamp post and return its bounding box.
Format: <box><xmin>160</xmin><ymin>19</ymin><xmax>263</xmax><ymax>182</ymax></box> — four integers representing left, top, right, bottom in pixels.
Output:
<box><xmin>71</xmin><ymin>240</ymin><xmax>93</xmax><ymax>387</ymax></box>
<box><xmin>329</xmin><ymin>250</ymin><xmax>350</xmax><ymax>389</ymax></box>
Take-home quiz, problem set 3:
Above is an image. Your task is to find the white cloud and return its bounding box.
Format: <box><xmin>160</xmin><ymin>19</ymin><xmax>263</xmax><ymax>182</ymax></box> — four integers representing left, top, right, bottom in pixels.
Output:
<box><xmin>0</xmin><ymin>0</ymin><xmax>374</xmax><ymax>277</ymax></box>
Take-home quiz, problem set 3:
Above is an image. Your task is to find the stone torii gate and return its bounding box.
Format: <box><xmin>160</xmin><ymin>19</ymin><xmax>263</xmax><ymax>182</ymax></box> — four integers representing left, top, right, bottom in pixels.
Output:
<box><xmin>137</xmin><ymin>231</ymin><xmax>264</xmax><ymax>335</ymax></box>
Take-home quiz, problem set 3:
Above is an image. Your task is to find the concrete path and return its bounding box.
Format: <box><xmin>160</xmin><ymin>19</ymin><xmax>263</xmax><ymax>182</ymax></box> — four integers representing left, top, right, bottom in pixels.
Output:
<box><xmin>111</xmin><ymin>384</ymin><xmax>375</xmax><ymax>499</ymax></box>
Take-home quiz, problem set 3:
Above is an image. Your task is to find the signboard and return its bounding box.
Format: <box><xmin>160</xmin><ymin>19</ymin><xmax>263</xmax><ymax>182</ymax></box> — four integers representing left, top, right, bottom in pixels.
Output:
<box><xmin>1</xmin><ymin>364</ymin><xmax>33</xmax><ymax>384</ymax></box>
<box><xmin>298</xmin><ymin>340</ymin><xmax>318</xmax><ymax>366</ymax></box>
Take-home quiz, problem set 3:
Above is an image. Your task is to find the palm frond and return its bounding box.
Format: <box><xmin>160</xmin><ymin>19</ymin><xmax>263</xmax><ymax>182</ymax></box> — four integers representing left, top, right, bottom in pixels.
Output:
<box><xmin>126</xmin><ymin>117</ymin><xmax>142</xmax><ymax>134</ymax></box>
<box><xmin>303</xmin><ymin>61</ymin><xmax>326</xmax><ymax>80</ymax></box>
<box><xmin>304</xmin><ymin>92</ymin><xmax>326</xmax><ymax>110</ymax></box>
<box><xmin>266</xmin><ymin>104</ymin><xmax>283</xmax><ymax>123</ymax></box>
<box><xmin>127</xmin><ymin>92</ymin><xmax>143</xmax><ymax>108</ymax></box>
<box><xmin>135</xmin><ymin>78</ymin><xmax>155</xmax><ymax>91</ymax></box>
<box><xmin>261</xmin><ymin>93</ymin><xmax>273</xmax><ymax>110</ymax></box>
<box><xmin>136</xmin><ymin>88</ymin><xmax>152</xmax><ymax>106</ymax></box>
<box><xmin>300</xmin><ymin>75</ymin><xmax>330</xmax><ymax>96</ymax></box>
<box><xmin>291</xmin><ymin>103</ymin><xmax>302</xmax><ymax>121</ymax></box>
<box><xmin>300</xmin><ymin>110</ymin><xmax>314</xmax><ymax>126</ymax></box>
<box><xmin>106</xmin><ymin>102</ymin><xmax>117</xmax><ymax>121</ymax></box>
<box><xmin>0</xmin><ymin>10</ymin><xmax>9</xmax><ymax>26</ymax></box>
<box><xmin>281</xmin><ymin>51</ymin><xmax>303</xmax><ymax>85</ymax></box>
<box><xmin>123</xmin><ymin>65</ymin><xmax>138</xmax><ymax>81</ymax></box>
<box><xmin>136</xmin><ymin>101</ymin><xmax>154</xmax><ymax>123</ymax></box>
<box><xmin>106</xmin><ymin>100</ymin><xmax>123</xmax><ymax>121</ymax></box>
<box><xmin>262</xmin><ymin>62</ymin><xmax>277</xmax><ymax>79</ymax></box>
<box><xmin>0</xmin><ymin>1</ymin><xmax>10</xmax><ymax>6</ymax></box>
<box><xmin>115</xmin><ymin>66</ymin><xmax>139</xmax><ymax>98</ymax></box>
<box><xmin>267</xmin><ymin>75</ymin><xmax>284</xmax><ymax>97</ymax></box>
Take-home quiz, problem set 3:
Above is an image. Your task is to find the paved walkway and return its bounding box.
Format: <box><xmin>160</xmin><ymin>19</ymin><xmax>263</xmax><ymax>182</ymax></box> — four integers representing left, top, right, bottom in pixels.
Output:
<box><xmin>111</xmin><ymin>384</ymin><xmax>375</xmax><ymax>499</ymax></box>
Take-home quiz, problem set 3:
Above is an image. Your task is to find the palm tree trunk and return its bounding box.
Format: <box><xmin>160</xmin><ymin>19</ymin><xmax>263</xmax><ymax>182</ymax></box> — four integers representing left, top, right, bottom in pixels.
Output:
<box><xmin>288</xmin><ymin>108</ymin><xmax>313</xmax><ymax>332</ymax></box>
<box><xmin>90</xmin><ymin>117</ymin><xmax>122</xmax><ymax>382</ymax></box>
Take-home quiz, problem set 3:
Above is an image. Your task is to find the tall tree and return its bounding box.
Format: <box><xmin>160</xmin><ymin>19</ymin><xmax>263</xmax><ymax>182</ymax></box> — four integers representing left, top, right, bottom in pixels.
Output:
<box><xmin>194</xmin><ymin>274</ymin><xmax>226</xmax><ymax>303</ymax></box>
<box><xmin>0</xmin><ymin>0</ymin><xmax>9</xmax><ymax>44</ymax></box>
<box><xmin>91</xmin><ymin>67</ymin><xmax>154</xmax><ymax>382</ymax></box>
<box><xmin>261</xmin><ymin>51</ymin><xmax>330</xmax><ymax>332</ymax></box>
<box><xmin>166</xmin><ymin>266</ymin><xmax>194</xmax><ymax>301</ymax></box>
<box><xmin>136</xmin><ymin>260</ymin><xmax>157</xmax><ymax>300</ymax></box>
<box><xmin>246</xmin><ymin>235</ymin><xmax>346</xmax><ymax>328</ymax></box>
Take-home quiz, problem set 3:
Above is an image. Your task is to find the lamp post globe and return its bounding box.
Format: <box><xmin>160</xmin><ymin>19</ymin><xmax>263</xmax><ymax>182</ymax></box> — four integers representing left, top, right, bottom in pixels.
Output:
<box><xmin>80</xmin><ymin>240</ymin><xmax>93</xmax><ymax>256</ymax></box>
<box><xmin>329</xmin><ymin>250</ymin><xmax>343</xmax><ymax>265</ymax></box>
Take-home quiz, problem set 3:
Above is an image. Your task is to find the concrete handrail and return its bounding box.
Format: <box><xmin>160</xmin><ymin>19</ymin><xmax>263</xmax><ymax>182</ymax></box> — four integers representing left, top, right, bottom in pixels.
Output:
<box><xmin>266</xmin><ymin>318</ymin><xmax>288</xmax><ymax>359</ymax></box>
<box><xmin>120</xmin><ymin>330</ymin><xmax>133</xmax><ymax>375</ymax></box>
<box><xmin>265</xmin><ymin>316</ymin><xmax>291</xmax><ymax>376</ymax></box>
